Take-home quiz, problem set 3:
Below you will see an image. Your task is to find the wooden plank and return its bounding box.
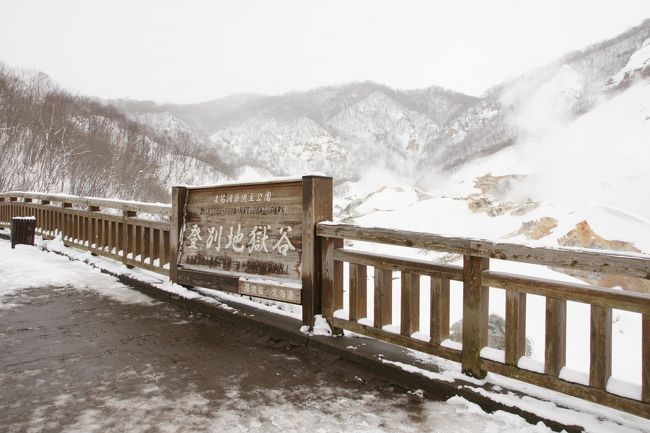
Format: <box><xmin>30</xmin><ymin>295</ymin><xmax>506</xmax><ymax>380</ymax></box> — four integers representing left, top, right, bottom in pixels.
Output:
<box><xmin>400</xmin><ymin>272</ymin><xmax>420</xmax><ymax>336</ymax></box>
<box><xmin>140</xmin><ymin>225</ymin><xmax>147</xmax><ymax>263</ymax></box>
<box><xmin>301</xmin><ymin>175</ymin><xmax>333</xmax><ymax>326</ymax></box>
<box><xmin>589</xmin><ymin>305</ymin><xmax>612</xmax><ymax>389</ymax></box>
<box><xmin>317</xmin><ymin>223</ymin><xmax>650</xmax><ymax>279</ymax></box>
<box><xmin>462</xmin><ymin>255</ymin><xmax>489</xmax><ymax>378</ymax></box>
<box><xmin>482</xmin><ymin>359</ymin><xmax>650</xmax><ymax>420</ymax></box>
<box><xmin>149</xmin><ymin>227</ymin><xmax>156</xmax><ymax>264</ymax></box>
<box><xmin>334</xmin><ymin>248</ymin><xmax>464</xmax><ymax>281</ymax></box>
<box><xmin>332</xmin><ymin>317</ymin><xmax>462</xmax><ymax>363</ymax></box>
<box><xmin>430</xmin><ymin>276</ymin><xmax>450</xmax><ymax>344</ymax></box>
<box><xmin>642</xmin><ymin>314</ymin><xmax>649</xmax><ymax>402</ymax></box>
<box><xmin>333</xmin><ymin>239</ymin><xmax>344</xmax><ymax>311</ymax></box>
<box><xmin>480</xmin><ymin>261</ymin><xmax>490</xmax><ymax>347</ymax></box>
<box><xmin>122</xmin><ymin>210</ymin><xmax>136</xmax><ymax>263</ymax></box>
<box><xmin>483</xmin><ymin>270</ymin><xmax>650</xmax><ymax>315</ymax></box>
<box><xmin>107</xmin><ymin>219</ymin><xmax>113</xmax><ymax>252</ymax></box>
<box><xmin>0</xmin><ymin>191</ymin><xmax>171</xmax><ymax>216</ymax></box>
<box><xmin>321</xmin><ymin>237</ymin><xmax>336</xmax><ymax>321</ymax></box>
<box><xmin>374</xmin><ymin>268</ymin><xmax>392</xmax><ymax>328</ymax></box>
<box><xmin>505</xmin><ymin>291</ymin><xmax>527</xmax><ymax>366</ymax></box>
<box><xmin>238</xmin><ymin>279</ymin><xmax>301</xmax><ymax>305</ymax></box>
<box><xmin>545</xmin><ymin>297</ymin><xmax>567</xmax><ymax>377</ymax></box>
<box><xmin>349</xmin><ymin>263</ymin><xmax>367</xmax><ymax>321</ymax></box>
<box><xmin>176</xmin><ymin>268</ymin><xmax>238</xmax><ymax>292</ymax></box>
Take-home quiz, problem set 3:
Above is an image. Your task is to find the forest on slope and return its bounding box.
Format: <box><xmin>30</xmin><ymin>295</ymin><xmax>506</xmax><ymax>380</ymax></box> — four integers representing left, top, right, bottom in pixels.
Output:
<box><xmin>0</xmin><ymin>66</ymin><xmax>230</xmax><ymax>202</ymax></box>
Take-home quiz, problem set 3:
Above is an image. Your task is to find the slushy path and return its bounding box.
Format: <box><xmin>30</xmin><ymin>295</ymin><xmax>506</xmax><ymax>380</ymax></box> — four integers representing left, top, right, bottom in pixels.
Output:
<box><xmin>0</xmin><ymin>241</ymin><xmax>550</xmax><ymax>432</ymax></box>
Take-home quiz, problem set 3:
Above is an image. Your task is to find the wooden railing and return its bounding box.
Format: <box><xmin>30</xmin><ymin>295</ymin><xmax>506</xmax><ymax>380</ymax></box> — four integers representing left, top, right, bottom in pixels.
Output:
<box><xmin>3</xmin><ymin>190</ymin><xmax>650</xmax><ymax>418</ymax></box>
<box><xmin>0</xmin><ymin>192</ymin><xmax>171</xmax><ymax>275</ymax></box>
<box><xmin>317</xmin><ymin>222</ymin><xmax>650</xmax><ymax>418</ymax></box>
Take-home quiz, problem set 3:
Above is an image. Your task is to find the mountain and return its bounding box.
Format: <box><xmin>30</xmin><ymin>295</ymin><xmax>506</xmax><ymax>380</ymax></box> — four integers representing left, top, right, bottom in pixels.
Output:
<box><xmin>116</xmin><ymin>19</ymin><xmax>650</xmax><ymax>183</ymax></box>
<box><xmin>115</xmin><ymin>82</ymin><xmax>479</xmax><ymax>180</ymax></box>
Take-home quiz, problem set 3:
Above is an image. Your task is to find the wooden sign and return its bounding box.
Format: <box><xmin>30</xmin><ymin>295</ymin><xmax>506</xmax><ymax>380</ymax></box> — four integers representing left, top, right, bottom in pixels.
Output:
<box><xmin>170</xmin><ymin>176</ymin><xmax>332</xmax><ymax>312</ymax></box>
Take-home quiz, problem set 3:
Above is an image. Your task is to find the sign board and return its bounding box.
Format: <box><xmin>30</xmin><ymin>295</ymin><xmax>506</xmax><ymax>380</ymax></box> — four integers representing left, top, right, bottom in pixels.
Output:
<box><xmin>171</xmin><ymin>176</ymin><xmax>332</xmax><ymax>309</ymax></box>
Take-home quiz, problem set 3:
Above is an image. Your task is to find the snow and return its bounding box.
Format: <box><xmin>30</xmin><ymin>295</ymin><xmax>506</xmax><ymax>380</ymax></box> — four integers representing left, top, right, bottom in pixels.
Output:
<box><xmin>0</xmin><ymin>239</ymin><xmax>153</xmax><ymax>307</ymax></box>
<box><xmin>609</xmin><ymin>38</ymin><xmax>650</xmax><ymax>86</ymax></box>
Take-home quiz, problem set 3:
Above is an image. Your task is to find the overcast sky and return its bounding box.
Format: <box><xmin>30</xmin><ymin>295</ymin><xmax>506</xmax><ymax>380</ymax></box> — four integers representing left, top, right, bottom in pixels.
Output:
<box><xmin>1</xmin><ymin>0</ymin><xmax>649</xmax><ymax>104</ymax></box>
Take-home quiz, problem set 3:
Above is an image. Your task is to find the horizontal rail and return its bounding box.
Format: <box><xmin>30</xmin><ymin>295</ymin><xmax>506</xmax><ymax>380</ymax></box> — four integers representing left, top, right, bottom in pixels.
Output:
<box><xmin>482</xmin><ymin>359</ymin><xmax>649</xmax><ymax>419</ymax></box>
<box><xmin>334</xmin><ymin>248</ymin><xmax>464</xmax><ymax>281</ymax></box>
<box><xmin>0</xmin><ymin>191</ymin><xmax>171</xmax><ymax>217</ymax></box>
<box><xmin>317</xmin><ymin>222</ymin><xmax>650</xmax><ymax>279</ymax></box>
<box><xmin>1</xmin><ymin>195</ymin><xmax>171</xmax><ymax>276</ymax></box>
<box><xmin>483</xmin><ymin>270</ymin><xmax>650</xmax><ymax>315</ymax></box>
<box><xmin>332</xmin><ymin>317</ymin><xmax>461</xmax><ymax>362</ymax></box>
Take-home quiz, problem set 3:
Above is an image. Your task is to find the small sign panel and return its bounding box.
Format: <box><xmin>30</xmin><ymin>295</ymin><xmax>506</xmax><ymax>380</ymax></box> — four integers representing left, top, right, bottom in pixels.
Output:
<box><xmin>178</xmin><ymin>180</ymin><xmax>303</xmax><ymax>282</ymax></box>
<box><xmin>238</xmin><ymin>279</ymin><xmax>301</xmax><ymax>304</ymax></box>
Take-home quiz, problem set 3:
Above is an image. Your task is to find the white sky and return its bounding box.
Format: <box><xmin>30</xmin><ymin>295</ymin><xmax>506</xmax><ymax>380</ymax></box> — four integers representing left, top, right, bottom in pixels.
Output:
<box><xmin>1</xmin><ymin>0</ymin><xmax>649</xmax><ymax>104</ymax></box>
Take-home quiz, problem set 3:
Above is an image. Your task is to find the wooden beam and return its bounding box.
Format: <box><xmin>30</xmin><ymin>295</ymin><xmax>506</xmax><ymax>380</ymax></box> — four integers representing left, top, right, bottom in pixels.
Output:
<box><xmin>545</xmin><ymin>297</ymin><xmax>567</xmax><ymax>377</ymax></box>
<box><xmin>505</xmin><ymin>291</ymin><xmax>527</xmax><ymax>366</ymax></box>
<box><xmin>462</xmin><ymin>255</ymin><xmax>489</xmax><ymax>378</ymax></box>
<box><xmin>334</xmin><ymin>248</ymin><xmax>463</xmax><ymax>281</ymax></box>
<box><xmin>483</xmin><ymin>270</ymin><xmax>650</xmax><ymax>315</ymax></box>
<box><xmin>349</xmin><ymin>263</ymin><xmax>367</xmax><ymax>321</ymax></box>
<box><xmin>400</xmin><ymin>271</ymin><xmax>420</xmax><ymax>336</ymax></box>
<box><xmin>301</xmin><ymin>175</ymin><xmax>333</xmax><ymax>326</ymax></box>
<box><xmin>169</xmin><ymin>186</ymin><xmax>187</xmax><ymax>283</ymax></box>
<box><xmin>374</xmin><ymin>268</ymin><xmax>392</xmax><ymax>328</ymax></box>
<box><xmin>589</xmin><ymin>305</ymin><xmax>612</xmax><ymax>389</ymax></box>
<box><xmin>317</xmin><ymin>223</ymin><xmax>650</xmax><ymax>279</ymax></box>
<box><xmin>430</xmin><ymin>276</ymin><xmax>450</xmax><ymax>344</ymax></box>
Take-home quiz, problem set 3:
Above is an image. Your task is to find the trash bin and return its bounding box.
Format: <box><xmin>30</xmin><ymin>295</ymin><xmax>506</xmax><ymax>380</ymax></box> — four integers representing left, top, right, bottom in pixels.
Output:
<box><xmin>11</xmin><ymin>216</ymin><xmax>36</xmax><ymax>249</ymax></box>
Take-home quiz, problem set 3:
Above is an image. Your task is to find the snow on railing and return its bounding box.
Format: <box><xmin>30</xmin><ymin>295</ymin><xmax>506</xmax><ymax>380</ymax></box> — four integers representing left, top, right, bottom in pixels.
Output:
<box><xmin>0</xmin><ymin>192</ymin><xmax>171</xmax><ymax>275</ymax></box>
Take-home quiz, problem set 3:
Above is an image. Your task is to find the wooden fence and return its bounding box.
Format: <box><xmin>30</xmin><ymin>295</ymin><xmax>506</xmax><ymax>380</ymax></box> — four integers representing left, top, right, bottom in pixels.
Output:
<box><xmin>317</xmin><ymin>223</ymin><xmax>650</xmax><ymax>418</ymax></box>
<box><xmin>2</xmin><ymin>191</ymin><xmax>650</xmax><ymax>417</ymax></box>
<box><xmin>0</xmin><ymin>192</ymin><xmax>171</xmax><ymax>275</ymax></box>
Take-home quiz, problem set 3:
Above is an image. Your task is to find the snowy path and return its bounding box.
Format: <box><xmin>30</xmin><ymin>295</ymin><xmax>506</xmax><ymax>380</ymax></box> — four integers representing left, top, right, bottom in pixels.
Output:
<box><xmin>0</xmin><ymin>240</ymin><xmax>556</xmax><ymax>433</ymax></box>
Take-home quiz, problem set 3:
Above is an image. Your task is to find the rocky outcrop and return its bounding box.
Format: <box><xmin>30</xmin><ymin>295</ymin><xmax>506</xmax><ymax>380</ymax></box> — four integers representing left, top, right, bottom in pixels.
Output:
<box><xmin>506</xmin><ymin>217</ymin><xmax>558</xmax><ymax>240</ymax></box>
<box><xmin>463</xmin><ymin>174</ymin><xmax>539</xmax><ymax>217</ymax></box>
<box><xmin>558</xmin><ymin>221</ymin><xmax>650</xmax><ymax>294</ymax></box>
<box><xmin>449</xmin><ymin>314</ymin><xmax>533</xmax><ymax>355</ymax></box>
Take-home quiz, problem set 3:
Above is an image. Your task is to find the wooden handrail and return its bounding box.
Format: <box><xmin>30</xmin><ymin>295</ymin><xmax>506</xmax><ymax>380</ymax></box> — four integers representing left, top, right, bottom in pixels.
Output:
<box><xmin>317</xmin><ymin>222</ymin><xmax>650</xmax><ymax>279</ymax></box>
<box><xmin>0</xmin><ymin>192</ymin><xmax>171</xmax><ymax>217</ymax></box>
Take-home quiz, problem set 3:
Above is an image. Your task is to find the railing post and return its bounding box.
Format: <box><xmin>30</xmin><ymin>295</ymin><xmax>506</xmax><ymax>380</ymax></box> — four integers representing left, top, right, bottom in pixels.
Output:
<box><xmin>170</xmin><ymin>186</ymin><xmax>188</xmax><ymax>283</ymax></box>
<box><xmin>462</xmin><ymin>255</ymin><xmax>489</xmax><ymax>378</ymax></box>
<box><xmin>301</xmin><ymin>175</ymin><xmax>333</xmax><ymax>328</ymax></box>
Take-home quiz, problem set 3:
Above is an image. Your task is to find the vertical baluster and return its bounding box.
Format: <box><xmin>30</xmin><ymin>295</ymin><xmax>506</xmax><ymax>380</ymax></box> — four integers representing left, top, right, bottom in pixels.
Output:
<box><xmin>589</xmin><ymin>305</ymin><xmax>612</xmax><ymax>389</ymax></box>
<box><xmin>400</xmin><ymin>271</ymin><xmax>420</xmax><ymax>336</ymax></box>
<box><xmin>349</xmin><ymin>263</ymin><xmax>367</xmax><ymax>321</ymax></box>
<box><xmin>430</xmin><ymin>276</ymin><xmax>450</xmax><ymax>344</ymax></box>
<box><xmin>545</xmin><ymin>298</ymin><xmax>567</xmax><ymax>376</ymax></box>
<box><xmin>140</xmin><ymin>226</ymin><xmax>147</xmax><ymax>263</ymax></box>
<box><xmin>505</xmin><ymin>291</ymin><xmax>527</xmax><ymax>366</ymax></box>
<box><xmin>374</xmin><ymin>268</ymin><xmax>392</xmax><ymax>328</ymax></box>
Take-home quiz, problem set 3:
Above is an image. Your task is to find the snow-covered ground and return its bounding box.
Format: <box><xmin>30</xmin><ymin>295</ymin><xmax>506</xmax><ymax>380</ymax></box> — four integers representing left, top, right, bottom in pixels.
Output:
<box><xmin>0</xmin><ymin>237</ymin><xmax>560</xmax><ymax>433</ymax></box>
<box><xmin>2</xmin><ymin>235</ymin><xmax>650</xmax><ymax>432</ymax></box>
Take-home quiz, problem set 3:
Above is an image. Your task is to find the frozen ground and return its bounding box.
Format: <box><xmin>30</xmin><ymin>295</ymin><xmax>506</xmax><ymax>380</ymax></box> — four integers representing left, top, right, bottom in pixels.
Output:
<box><xmin>0</xmin><ymin>238</ymin><xmax>562</xmax><ymax>433</ymax></box>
